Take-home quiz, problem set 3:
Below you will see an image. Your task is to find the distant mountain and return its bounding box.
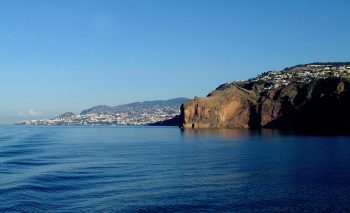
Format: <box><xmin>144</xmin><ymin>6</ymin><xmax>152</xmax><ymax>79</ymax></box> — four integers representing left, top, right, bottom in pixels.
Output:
<box><xmin>80</xmin><ymin>97</ymin><xmax>189</xmax><ymax>115</ymax></box>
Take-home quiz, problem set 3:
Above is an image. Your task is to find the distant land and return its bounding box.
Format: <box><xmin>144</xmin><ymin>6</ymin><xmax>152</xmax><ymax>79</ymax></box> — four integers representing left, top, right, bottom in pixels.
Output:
<box><xmin>16</xmin><ymin>62</ymin><xmax>350</xmax><ymax>132</ymax></box>
<box><xmin>16</xmin><ymin>98</ymin><xmax>188</xmax><ymax>126</ymax></box>
<box><xmin>180</xmin><ymin>62</ymin><xmax>350</xmax><ymax>132</ymax></box>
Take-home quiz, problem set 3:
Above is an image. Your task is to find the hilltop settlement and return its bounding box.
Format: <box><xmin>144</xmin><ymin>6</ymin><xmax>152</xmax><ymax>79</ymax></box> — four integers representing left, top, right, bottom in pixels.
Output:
<box><xmin>217</xmin><ymin>62</ymin><xmax>350</xmax><ymax>92</ymax></box>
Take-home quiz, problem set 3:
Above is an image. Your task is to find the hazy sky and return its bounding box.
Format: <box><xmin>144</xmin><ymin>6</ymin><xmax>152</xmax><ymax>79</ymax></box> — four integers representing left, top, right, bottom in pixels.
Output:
<box><xmin>1</xmin><ymin>0</ymin><xmax>349</xmax><ymax>123</ymax></box>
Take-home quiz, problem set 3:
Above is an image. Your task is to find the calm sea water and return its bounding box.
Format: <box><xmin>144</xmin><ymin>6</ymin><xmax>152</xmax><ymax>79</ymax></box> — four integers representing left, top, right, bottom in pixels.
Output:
<box><xmin>0</xmin><ymin>126</ymin><xmax>350</xmax><ymax>212</ymax></box>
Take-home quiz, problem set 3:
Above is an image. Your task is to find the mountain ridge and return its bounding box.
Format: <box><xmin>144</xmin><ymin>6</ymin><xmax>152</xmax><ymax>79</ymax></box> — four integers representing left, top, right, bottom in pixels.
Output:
<box><xmin>80</xmin><ymin>97</ymin><xmax>189</xmax><ymax>115</ymax></box>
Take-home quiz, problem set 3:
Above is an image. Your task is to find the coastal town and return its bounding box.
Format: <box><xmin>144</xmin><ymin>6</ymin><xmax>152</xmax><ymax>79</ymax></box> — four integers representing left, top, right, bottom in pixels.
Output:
<box><xmin>16</xmin><ymin>106</ymin><xmax>180</xmax><ymax>126</ymax></box>
<box><xmin>16</xmin><ymin>101</ymin><xmax>184</xmax><ymax>126</ymax></box>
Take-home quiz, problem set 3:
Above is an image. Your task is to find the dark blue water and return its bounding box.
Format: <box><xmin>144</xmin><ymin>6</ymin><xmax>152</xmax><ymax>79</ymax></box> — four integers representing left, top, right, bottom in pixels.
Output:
<box><xmin>1</xmin><ymin>126</ymin><xmax>350</xmax><ymax>212</ymax></box>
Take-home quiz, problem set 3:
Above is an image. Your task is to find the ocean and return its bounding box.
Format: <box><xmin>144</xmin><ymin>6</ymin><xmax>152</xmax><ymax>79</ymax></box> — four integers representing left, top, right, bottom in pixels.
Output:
<box><xmin>0</xmin><ymin>126</ymin><xmax>350</xmax><ymax>212</ymax></box>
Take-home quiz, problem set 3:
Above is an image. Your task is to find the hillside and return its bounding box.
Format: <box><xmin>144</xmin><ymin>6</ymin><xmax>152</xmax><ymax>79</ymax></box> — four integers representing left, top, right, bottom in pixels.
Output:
<box><xmin>180</xmin><ymin>62</ymin><xmax>350</xmax><ymax>132</ymax></box>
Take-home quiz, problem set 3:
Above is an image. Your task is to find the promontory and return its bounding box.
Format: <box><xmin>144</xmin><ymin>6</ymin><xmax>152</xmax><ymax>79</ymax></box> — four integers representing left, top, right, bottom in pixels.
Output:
<box><xmin>179</xmin><ymin>62</ymin><xmax>350</xmax><ymax>132</ymax></box>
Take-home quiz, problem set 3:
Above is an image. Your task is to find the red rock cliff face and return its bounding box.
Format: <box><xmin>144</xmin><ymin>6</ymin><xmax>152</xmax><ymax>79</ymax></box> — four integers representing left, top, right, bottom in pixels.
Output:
<box><xmin>180</xmin><ymin>78</ymin><xmax>350</xmax><ymax>132</ymax></box>
<box><xmin>181</xmin><ymin>85</ymin><xmax>259</xmax><ymax>129</ymax></box>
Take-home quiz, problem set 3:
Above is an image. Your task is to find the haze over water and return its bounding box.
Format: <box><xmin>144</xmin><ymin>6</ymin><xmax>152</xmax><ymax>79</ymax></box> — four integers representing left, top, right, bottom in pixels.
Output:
<box><xmin>1</xmin><ymin>126</ymin><xmax>350</xmax><ymax>212</ymax></box>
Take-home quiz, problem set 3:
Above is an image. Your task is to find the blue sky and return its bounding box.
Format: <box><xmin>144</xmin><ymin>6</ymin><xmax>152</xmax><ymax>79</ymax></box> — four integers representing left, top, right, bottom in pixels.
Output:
<box><xmin>0</xmin><ymin>0</ymin><xmax>349</xmax><ymax>123</ymax></box>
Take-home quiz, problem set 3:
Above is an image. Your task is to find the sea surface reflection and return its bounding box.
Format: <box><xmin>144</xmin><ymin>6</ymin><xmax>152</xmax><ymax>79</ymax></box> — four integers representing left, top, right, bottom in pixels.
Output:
<box><xmin>0</xmin><ymin>126</ymin><xmax>350</xmax><ymax>212</ymax></box>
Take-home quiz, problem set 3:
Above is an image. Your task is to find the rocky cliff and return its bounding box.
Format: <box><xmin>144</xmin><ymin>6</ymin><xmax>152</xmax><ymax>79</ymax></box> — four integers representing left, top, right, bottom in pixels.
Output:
<box><xmin>180</xmin><ymin>65</ymin><xmax>350</xmax><ymax>132</ymax></box>
<box><xmin>180</xmin><ymin>86</ymin><xmax>259</xmax><ymax>129</ymax></box>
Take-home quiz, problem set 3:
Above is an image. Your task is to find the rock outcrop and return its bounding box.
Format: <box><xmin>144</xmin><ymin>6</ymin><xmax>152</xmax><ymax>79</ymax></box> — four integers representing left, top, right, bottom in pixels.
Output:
<box><xmin>180</xmin><ymin>77</ymin><xmax>350</xmax><ymax>132</ymax></box>
<box><xmin>181</xmin><ymin>86</ymin><xmax>259</xmax><ymax>129</ymax></box>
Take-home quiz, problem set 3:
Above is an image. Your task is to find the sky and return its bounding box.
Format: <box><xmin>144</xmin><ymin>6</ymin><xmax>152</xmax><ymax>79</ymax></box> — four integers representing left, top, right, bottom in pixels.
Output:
<box><xmin>0</xmin><ymin>0</ymin><xmax>349</xmax><ymax>123</ymax></box>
